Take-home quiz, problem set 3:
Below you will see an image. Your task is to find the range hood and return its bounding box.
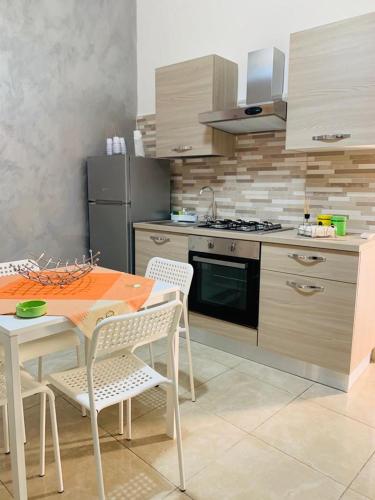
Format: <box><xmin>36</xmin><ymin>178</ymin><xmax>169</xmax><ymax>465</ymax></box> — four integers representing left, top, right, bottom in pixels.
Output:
<box><xmin>199</xmin><ymin>47</ymin><xmax>287</xmax><ymax>134</ymax></box>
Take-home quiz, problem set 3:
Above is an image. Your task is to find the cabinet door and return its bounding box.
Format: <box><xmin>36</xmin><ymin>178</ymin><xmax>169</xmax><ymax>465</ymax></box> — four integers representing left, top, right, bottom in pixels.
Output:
<box><xmin>258</xmin><ymin>270</ymin><xmax>355</xmax><ymax>373</ymax></box>
<box><xmin>156</xmin><ymin>55</ymin><xmax>237</xmax><ymax>158</ymax></box>
<box><xmin>135</xmin><ymin>230</ymin><xmax>188</xmax><ymax>276</ymax></box>
<box><xmin>286</xmin><ymin>12</ymin><xmax>375</xmax><ymax>151</ymax></box>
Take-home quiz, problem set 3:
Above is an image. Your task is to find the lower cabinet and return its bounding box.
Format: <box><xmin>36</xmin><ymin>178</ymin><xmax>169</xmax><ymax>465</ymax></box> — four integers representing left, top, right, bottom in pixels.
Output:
<box><xmin>135</xmin><ymin>230</ymin><xmax>189</xmax><ymax>276</ymax></box>
<box><xmin>258</xmin><ymin>269</ymin><xmax>356</xmax><ymax>373</ymax></box>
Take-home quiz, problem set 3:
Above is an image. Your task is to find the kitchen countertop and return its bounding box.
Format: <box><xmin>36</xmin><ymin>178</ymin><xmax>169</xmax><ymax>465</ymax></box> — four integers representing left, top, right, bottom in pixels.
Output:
<box><xmin>133</xmin><ymin>221</ymin><xmax>375</xmax><ymax>252</ymax></box>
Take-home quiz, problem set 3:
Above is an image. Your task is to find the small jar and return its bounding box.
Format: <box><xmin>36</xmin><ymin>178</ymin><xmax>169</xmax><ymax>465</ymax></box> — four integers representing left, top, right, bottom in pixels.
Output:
<box><xmin>316</xmin><ymin>214</ymin><xmax>332</xmax><ymax>226</ymax></box>
<box><xmin>331</xmin><ymin>215</ymin><xmax>348</xmax><ymax>236</ymax></box>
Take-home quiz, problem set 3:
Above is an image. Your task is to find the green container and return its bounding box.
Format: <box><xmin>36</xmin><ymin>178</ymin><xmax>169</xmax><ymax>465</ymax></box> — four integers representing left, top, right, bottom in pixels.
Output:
<box><xmin>331</xmin><ymin>215</ymin><xmax>348</xmax><ymax>236</ymax></box>
<box><xmin>16</xmin><ymin>300</ymin><xmax>47</xmax><ymax>318</ymax></box>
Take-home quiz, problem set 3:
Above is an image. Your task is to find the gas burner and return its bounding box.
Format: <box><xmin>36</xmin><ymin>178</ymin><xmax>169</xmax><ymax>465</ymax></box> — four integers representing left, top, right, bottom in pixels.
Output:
<box><xmin>198</xmin><ymin>218</ymin><xmax>283</xmax><ymax>233</ymax></box>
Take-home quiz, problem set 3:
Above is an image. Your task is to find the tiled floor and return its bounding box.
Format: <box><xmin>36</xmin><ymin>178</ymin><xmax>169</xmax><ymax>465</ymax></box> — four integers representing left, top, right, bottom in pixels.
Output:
<box><xmin>1</xmin><ymin>338</ymin><xmax>375</xmax><ymax>499</ymax></box>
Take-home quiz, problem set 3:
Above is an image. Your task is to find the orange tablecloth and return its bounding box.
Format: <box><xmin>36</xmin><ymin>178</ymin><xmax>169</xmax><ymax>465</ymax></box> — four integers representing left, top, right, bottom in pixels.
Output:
<box><xmin>0</xmin><ymin>267</ymin><xmax>154</xmax><ymax>337</ymax></box>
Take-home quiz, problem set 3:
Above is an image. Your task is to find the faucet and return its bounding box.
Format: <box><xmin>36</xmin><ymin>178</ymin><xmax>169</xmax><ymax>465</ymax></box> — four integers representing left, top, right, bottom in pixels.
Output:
<box><xmin>199</xmin><ymin>185</ymin><xmax>217</xmax><ymax>221</ymax></box>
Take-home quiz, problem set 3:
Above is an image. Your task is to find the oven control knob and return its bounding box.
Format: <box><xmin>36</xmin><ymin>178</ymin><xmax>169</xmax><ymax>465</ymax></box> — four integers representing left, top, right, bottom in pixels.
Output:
<box><xmin>230</xmin><ymin>241</ymin><xmax>236</xmax><ymax>252</ymax></box>
<box><xmin>208</xmin><ymin>241</ymin><xmax>214</xmax><ymax>249</ymax></box>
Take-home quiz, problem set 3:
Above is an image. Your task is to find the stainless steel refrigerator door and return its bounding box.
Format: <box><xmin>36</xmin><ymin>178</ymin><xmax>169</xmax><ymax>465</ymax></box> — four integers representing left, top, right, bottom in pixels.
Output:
<box><xmin>129</xmin><ymin>157</ymin><xmax>170</xmax><ymax>222</ymax></box>
<box><xmin>88</xmin><ymin>202</ymin><xmax>130</xmax><ymax>272</ymax></box>
<box><xmin>87</xmin><ymin>155</ymin><xmax>130</xmax><ymax>203</ymax></box>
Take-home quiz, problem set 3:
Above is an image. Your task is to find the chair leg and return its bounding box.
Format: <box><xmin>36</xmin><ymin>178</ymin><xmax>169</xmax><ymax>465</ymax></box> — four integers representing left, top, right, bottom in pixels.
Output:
<box><xmin>90</xmin><ymin>409</ymin><xmax>105</xmax><ymax>500</ymax></box>
<box><xmin>118</xmin><ymin>401</ymin><xmax>124</xmax><ymax>435</ymax></box>
<box><xmin>149</xmin><ymin>343</ymin><xmax>155</xmax><ymax>369</ymax></box>
<box><xmin>76</xmin><ymin>345</ymin><xmax>87</xmax><ymax>417</ymax></box>
<box><xmin>171</xmin><ymin>366</ymin><xmax>186</xmax><ymax>491</ymax></box>
<box><xmin>37</xmin><ymin>356</ymin><xmax>46</xmax><ymax>476</ymax></box>
<box><xmin>39</xmin><ymin>393</ymin><xmax>46</xmax><ymax>477</ymax></box>
<box><xmin>46</xmin><ymin>390</ymin><xmax>64</xmax><ymax>493</ymax></box>
<box><xmin>126</xmin><ymin>399</ymin><xmax>132</xmax><ymax>441</ymax></box>
<box><xmin>2</xmin><ymin>405</ymin><xmax>10</xmax><ymax>454</ymax></box>
<box><xmin>183</xmin><ymin>306</ymin><xmax>196</xmax><ymax>402</ymax></box>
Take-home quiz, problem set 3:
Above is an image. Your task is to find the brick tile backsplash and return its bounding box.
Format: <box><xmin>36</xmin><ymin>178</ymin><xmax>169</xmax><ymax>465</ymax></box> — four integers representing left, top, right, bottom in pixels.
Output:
<box><xmin>137</xmin><ymin>115</ymin><xmax>375</xmax><ymax>233</ymax></box>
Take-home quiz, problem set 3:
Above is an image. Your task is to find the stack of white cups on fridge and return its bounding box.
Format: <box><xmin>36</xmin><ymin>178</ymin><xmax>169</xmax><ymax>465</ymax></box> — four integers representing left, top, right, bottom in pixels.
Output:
<box><xmin>106</xmin><ymin>136</ymin><xmax>127</xmax><ymax>156</ymax></box>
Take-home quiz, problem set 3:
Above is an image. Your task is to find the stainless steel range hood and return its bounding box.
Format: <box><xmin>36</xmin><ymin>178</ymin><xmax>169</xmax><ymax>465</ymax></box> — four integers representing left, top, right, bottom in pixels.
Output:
<box><xmin>199</xmin><ymin>47</ymin><xmax>287</xmax><ymax>134</ymax></box>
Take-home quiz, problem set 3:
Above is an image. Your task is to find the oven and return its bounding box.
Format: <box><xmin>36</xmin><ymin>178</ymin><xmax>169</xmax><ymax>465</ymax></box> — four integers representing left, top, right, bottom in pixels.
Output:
<box><xmin>189</xmin><ymin>236</ymin><xmax>260</xmax><ymax>328</ymax></box>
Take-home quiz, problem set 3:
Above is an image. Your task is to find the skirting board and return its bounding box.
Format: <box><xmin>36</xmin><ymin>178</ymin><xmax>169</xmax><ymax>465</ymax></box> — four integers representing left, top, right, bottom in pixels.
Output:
<box><xmin>185</xmin><ymin>316</ymin><xmax>370</xmax><ymax>392</ymax></box>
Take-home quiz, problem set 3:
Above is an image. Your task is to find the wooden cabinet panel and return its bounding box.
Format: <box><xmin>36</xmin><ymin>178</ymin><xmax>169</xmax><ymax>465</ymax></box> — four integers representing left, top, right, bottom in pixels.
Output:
<box><xmin>155</xmin><ymin>55</ymin><xmax>237</xmax><ymax>158</ymax></box>
<box><xmin>189</xmin><ymin>312</ymin><xmax>257</xmax><ymax>346</ymax></box>
<box><xmin>261</xmin><ymin>243</ymin><xmax>358</xmax><ymax>283</ymax></box>
<box><xmin>258</xmin><ymin>270</ymin><xmax>356</xmax><ymax>373</ymax></box>
<box><xmin>286</xmin><ymin>12</ymin><xmax>375</xmax><ymax>151</ymax></box>
<box><xmin>135</xmin><ymin>230</ymin><xmax>188</xmax><ymax>276</ymax></box>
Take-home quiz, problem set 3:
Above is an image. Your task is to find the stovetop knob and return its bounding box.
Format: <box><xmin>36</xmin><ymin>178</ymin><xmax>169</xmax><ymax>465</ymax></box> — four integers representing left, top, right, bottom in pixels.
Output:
<box><xmin>230</xmin><ymin>241</ymin><xmax>236</xmax><ymax>252</ymax></box>
<box><xmin>208</xmin><ymin>241</ymin><xmax>214</xmax><ymax>249</ymax></box>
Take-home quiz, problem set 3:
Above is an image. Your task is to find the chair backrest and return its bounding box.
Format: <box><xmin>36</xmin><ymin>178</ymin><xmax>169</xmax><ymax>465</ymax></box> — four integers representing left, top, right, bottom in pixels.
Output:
<box><xmin>89</xmin><ymin>300</ymin><xmax>182</xmax><ymax>362</ymax></box>
<box><xmin>145</xmin><ymin>257</ymin><xmax>194</xmax><ymax>297</ymax></box>
<box><xmin>0</xmin><ymin>259</ymin><xmax>35</xmax><ymax>277</ymax></box>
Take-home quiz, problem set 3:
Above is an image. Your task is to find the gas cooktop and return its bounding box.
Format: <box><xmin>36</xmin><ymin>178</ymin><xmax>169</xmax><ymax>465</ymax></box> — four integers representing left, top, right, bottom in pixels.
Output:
<box><xmin>197</xmin><ymin>219</ymin><xmax>288</xmax><ymax>233</ymax></box>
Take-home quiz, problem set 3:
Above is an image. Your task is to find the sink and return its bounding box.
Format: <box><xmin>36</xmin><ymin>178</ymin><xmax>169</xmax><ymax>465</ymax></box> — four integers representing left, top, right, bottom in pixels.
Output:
<box><xmin>151</xmin><ymin>221</ymin><xmax>198</xmax><ymax>227</ymax></box>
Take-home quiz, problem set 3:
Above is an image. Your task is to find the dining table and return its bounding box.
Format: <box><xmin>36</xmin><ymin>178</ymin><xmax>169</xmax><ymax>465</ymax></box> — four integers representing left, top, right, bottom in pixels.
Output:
<box><xmin>0</xmin><ymin>278</ymin><xmax>180</xmax><ymax>500</ymax></box>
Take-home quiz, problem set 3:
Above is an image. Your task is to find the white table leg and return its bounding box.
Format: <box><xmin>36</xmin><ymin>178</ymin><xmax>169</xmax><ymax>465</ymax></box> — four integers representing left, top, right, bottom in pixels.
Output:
<box><xmin>3</xmin><ymin>334</ymin><xmax>28</xmax><ymax>500</ymax></box>
<box><xmin>166</xmin><ymin>290</ymin><xmax>180</xmax><ymax>439</ymax></box>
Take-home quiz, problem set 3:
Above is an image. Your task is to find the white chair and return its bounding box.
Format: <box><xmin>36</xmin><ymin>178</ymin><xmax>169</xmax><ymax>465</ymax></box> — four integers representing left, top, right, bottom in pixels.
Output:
<box><xmin>0</xmin><ymin>259</ymin><xmax>85</xmax><ymax>462</ymax></box>
<box><xmin>47</xmin><ymin>300</ymin><xmax>185</xmax><ymax>500</ymax></box>
<box><xmin>146</xmin><ymin>257</ymin><xmax>195</xmax><ymax>401</ymax></box>
<box><xmin>0</xmin><ymin>360</ymin><xmax>64</xmax><ymax>493</ymax></box>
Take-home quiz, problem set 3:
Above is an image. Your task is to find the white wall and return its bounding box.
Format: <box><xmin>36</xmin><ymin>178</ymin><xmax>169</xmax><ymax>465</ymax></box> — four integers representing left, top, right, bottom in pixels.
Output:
<box><xmin>137</xmin><ymin>0</ymin><xmax>375</xmax><ymax>115</ymax></box>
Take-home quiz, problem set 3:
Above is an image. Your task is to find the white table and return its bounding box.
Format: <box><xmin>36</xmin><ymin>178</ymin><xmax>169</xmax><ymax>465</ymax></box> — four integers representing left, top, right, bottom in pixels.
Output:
<box><xmin>0</xmin><ymin>280</ymin><xmax>179</xmax><ymax>500</ymax></box>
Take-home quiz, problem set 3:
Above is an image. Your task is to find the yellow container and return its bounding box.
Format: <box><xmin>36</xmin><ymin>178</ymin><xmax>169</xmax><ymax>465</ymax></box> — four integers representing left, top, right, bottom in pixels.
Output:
<box><xmin>317</xmin><ymin>214</ymin><xmax>332</xmax><ymax>226</ymax></box>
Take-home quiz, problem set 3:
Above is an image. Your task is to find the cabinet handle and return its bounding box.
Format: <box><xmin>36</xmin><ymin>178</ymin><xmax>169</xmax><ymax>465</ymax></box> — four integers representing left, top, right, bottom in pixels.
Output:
<box><xmin>312</xmin><ymin>134</ymin><xmax>351</xmax><ymax>142</ymax></box>
<box><xmin>150</xmin><ymin>235</ymin><xmax>170</xmax><ymax>245</ymax></box>
<box><xmin>287</xmin><ymin>281</ymin><xmax>325</xmax><ymax>293</ymax></box>
<box><xmin>172</xmin><ymin>145</ymin><xmax>193</xmax><ymax>153</ymax></box>
<box><xmin>288</xmin><ymin>253</ymin><xmax>326</xmax><ymax>263</ymax></box>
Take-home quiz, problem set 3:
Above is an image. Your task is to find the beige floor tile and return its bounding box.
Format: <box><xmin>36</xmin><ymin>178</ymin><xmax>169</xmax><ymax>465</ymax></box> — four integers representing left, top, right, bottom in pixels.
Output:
<box><xmin>186</xmin><ymin>435</ymin><xmax>345</xmax><ymax>500</ymax></box>
<box><xmin>0</xmin><ymin>397</ymin><xmax>175</xmax><ymax>499</ymax></box>
<box><xmin>234</xmin><ymin>359</ymin><xmax>313</xmax><ymax>396</ymax></box>
<box><xmin>0</xmin><ymin>482</ymin><xmax>12</xmax><ymax>499</ymax></box>
<box><xmin>118</xmin><ymin>401</ymin><xmax>246</xmax><ymax>485</ymax></box>
<box><xmin>351</xmin><ymin>452</ymin><xmax>375</xmax><ymax>499</ymax></box>
<box><xmin>153</xmin><ymin>348</ymin><xmax>231</xmax><ymax>397</ymax></box>
<box><xmin>341</xmin><ymin>489</ymin><xmax>371</xmax><ymax>500</ymax></box>
<box><xmin>165</xmin><ymin>488</ymin><xmax>192</xmax><ymax>499</ymax></box>
<box><xmin>186</xmin><ymin>338</ymin><xmax>243</xmax><ymax>368</ymax></box>
<box><xmin>98</xmin><ymin>387</ymin><xmax>168</xmax><ymax>435</ymax></box>
<box><xmin>195</xmin><ymin>369</ymin><xmax>295</xmax><ymax>432</ymax></box>
<box><xmin>253</xmin><ymin>398</ymin><xmax>375</xmax><ymax>486</ymax></box>
<box><xmin>302</xmin><ymin>367</ymin><xmax>375</xmax><ymax>428</ymax></box>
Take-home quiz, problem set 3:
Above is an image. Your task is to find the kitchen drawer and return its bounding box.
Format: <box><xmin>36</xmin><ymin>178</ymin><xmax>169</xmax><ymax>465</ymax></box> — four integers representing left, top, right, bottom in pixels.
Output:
<box><xmin>135</xmin><ymin>230</ymin><xmax>188</xmax><ymax>276</ymax></box>
<box><xmin>258</xmin><ymin>270</ymin><xmax>356</xmax><ymax>373</ymax></box>
<box><xmin>261</xmin><ymin>243</ymin><xmax>358</xmax><ymax>283</ymax></box>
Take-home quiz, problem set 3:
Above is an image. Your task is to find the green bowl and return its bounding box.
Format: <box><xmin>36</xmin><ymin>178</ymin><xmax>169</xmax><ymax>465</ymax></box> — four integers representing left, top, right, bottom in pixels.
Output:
<box><xmin>16</xmin><ymin>300</ymin><xmax>47</xmax><ymax>318</ymax></box>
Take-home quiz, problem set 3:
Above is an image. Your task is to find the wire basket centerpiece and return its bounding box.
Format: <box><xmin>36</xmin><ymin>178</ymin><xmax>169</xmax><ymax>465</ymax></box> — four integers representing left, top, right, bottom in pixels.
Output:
<box><xmin>11</xmin><ymin>250</ymin><xmax>100</xmax><ymax>287</ymax></box>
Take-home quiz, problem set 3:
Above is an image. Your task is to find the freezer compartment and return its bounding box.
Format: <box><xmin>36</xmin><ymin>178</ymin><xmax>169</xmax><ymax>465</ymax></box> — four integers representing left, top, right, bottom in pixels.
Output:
<box><xmin>88</xmin><ymin>203</ymin><xmax>130</xmax><ymax>272</ymax></box>
<box><xmin>87</xmin><ymin>155</ymin><xmax>129</xmax><ymax>203</ymax></box>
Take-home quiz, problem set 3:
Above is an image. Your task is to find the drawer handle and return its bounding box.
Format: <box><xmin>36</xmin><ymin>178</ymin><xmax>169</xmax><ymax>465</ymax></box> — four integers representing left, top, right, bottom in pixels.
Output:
<box><xmin>288</xmin><ymin>253</ymin><xmax>326</xmax><ymax>263</ymax></box>
<box><xmin>150</xmin><ymin>235</ymin><xmax>170</xmax><ymax>245</ymax></box>
<box><xmin>287</xmin><ymin>281</ymin><xmax>325</xmax><ymax>293</ymax></box>
<box><xmin>172</xmin><ymin>145</ymin><xmax>193</xmax><ymax>153</ymax></box>
<box><xmin>312</xmin><ymin>134</ymin><xmax>351</xmax><ymax>142</ymax></box>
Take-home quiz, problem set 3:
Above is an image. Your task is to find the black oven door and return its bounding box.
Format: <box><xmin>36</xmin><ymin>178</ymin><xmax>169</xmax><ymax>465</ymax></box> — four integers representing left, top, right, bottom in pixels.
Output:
<box><xmin>189</xmin><ymin>251</ymin><xmax>260</xmax><ymax>328</ymax></box>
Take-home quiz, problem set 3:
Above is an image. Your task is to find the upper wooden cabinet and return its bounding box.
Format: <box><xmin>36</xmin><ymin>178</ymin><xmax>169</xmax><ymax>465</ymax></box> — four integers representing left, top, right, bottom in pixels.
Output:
<box><xmin>155</xmin><ymin>55</ymin><xmax>238</xmax><ymax>158</ymax></box>
<box><xmin>286</xmin><ymin>12</ymin><xmax>375</xmax><ymax>151</ymax></box>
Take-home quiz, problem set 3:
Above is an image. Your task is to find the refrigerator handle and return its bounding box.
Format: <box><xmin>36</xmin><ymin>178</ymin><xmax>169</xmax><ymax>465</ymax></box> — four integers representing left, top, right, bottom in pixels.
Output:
<box><xmin>126</xmin><ymin>154</ymin><xmax>131</xmax><ymax>203</ymax></box>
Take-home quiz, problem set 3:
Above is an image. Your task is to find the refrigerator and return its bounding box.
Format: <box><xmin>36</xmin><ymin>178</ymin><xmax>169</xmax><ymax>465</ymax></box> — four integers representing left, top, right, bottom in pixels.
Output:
<box><xmin>87</xmin><ymin>155</ymin><xmax>170</xmax><ymax>273</ymax></box>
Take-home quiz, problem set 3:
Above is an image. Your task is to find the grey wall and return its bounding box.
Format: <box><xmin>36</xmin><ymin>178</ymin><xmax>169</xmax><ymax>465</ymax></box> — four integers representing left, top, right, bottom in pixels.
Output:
<box><xmin>0</xmin><ymin>0</ymin><xmax>137</xmax><ymax>261</ymax></box>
